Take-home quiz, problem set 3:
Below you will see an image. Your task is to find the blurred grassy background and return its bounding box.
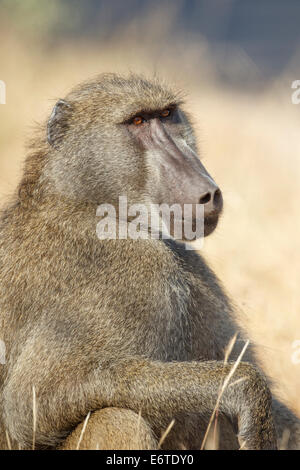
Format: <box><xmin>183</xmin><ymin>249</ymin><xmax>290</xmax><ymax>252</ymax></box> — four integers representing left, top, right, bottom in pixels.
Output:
<box><xmin>0</xmin><ymin>1</ymin><xmax>299</xmax><ymax>416</ymax></box>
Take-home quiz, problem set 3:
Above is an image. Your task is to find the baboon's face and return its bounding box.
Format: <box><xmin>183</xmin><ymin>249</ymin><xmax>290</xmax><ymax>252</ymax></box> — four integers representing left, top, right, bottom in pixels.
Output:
<box><xmin>46</xmin><ymin>75</ymin><xmax>222</xmax><ymax>237</ymax></box>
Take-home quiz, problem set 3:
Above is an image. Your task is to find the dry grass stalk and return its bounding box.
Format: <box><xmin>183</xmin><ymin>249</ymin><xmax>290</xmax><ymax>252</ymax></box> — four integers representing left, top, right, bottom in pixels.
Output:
<box><xmin>201</xmin><ymin>339</ymin><xmax>250</xmax><ymax>450</ymax></box>
<box><xmin>32</xmin><ymin>385</ymin><xmax>37</xmax><ymax>451</ymax></box>
<box><xmin>76</xmin><ymin>411</ymin><xmax>91</xmax><ymax>450</ymax></box>
<box><xmin>158</xmin><ymin>419</ymin><xmax>175</xmax><ymax>449</ymax></box>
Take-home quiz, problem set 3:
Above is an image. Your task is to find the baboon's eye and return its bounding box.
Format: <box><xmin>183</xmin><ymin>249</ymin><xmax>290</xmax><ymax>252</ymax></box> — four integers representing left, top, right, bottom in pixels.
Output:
<box><xmin>133</xmin><ymin>116</ymin><xmax>144</xmax><ymax>126</ymax></box>
<box><xmin>160</xmin><ymin>109</ymin><xmax>170</xmax><ymax>118</ymax></box>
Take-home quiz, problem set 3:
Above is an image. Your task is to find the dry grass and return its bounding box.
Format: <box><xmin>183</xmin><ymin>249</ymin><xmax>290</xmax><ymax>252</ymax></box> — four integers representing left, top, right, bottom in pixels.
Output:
<box><xmin>0</xmin><ymin>22</ymin><xmax>299</xmax><ymax>420</ymax></box>
<box><xmin>192</xmin><ymin>84</ymin><xmax>300</xmax><ymax>416</ymax></box>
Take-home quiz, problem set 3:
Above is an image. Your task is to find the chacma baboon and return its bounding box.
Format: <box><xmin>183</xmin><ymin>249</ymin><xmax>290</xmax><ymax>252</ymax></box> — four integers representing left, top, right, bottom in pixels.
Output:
<box><xmin>0</xmin><ymin>74</ymin><xmax>299</xmax><ymax>450</ymax></box>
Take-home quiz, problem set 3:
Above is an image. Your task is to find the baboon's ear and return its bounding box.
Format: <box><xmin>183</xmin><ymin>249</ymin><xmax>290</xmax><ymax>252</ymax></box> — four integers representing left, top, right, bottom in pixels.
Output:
<box><xmin>47</xmin><ymin>99</ymin><xmax>72</xmax><ymax>147</ymax></box>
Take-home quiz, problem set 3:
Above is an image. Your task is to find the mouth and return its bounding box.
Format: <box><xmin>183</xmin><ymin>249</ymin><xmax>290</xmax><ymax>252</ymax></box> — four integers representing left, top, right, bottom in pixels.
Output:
<box><xmin>204</xmin><ymin>214</ymin><xmax>219</xmax><ymax>237</ymax></box>
<box><xmin>166</xmin><ymin>212</ymin><xmax>220</xmax><ymax>240</ymax></box>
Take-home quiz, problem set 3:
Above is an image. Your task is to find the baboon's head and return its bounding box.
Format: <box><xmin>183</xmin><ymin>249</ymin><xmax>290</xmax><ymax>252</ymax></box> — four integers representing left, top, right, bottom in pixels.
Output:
<box><xmin>46</xmin><ymin>73</ymin><xmax>223</xmax><ymax>238</ymax></box>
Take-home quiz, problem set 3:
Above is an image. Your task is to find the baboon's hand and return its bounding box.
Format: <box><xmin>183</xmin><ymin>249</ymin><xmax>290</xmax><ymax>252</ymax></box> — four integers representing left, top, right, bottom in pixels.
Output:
<box><xmin>237</xmin><ymin>401</ymin><xmax>277</xmax><ymax>450</ymax></box>
<box><xmin>233</xmin><ymin>366</ymin><xmax>277</xmax><ymax>450</ymax></box>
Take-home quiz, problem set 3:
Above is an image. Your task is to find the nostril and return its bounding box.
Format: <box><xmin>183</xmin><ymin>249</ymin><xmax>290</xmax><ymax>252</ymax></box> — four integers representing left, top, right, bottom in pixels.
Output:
<box><xmin>213</xmin><ymin>189</ymin><xmax>222</xmax><ymax>208</ymax></box>
<box><xmin>199</xmin><ymin>193</ymin><xmax>211</xmax><ymax>205</ymax></box>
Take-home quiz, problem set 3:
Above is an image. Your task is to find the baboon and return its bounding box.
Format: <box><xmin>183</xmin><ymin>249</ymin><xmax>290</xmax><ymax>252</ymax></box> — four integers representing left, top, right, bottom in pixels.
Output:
<box><xmin>0</xmin><ymin>73</ymin><xmax>299</xmax><ymax>450</ymax></box>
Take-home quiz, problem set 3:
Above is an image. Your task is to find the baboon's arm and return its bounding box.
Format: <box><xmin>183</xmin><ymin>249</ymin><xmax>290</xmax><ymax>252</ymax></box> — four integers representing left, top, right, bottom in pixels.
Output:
<box><xmin>103</xmin><ymin>359</ymin><xmax>277</xmax><ymax>450</ymax></box>
<box><xmin>3</xmin><ymin>348</ymin><xmax>276</xmax><ymax>449</ymax></box>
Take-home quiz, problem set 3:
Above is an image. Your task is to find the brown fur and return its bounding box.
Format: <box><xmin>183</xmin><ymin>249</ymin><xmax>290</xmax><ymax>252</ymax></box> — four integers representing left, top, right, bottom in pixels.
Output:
<box><xmin>60</xmin><ymin>408</ymin><xmax>157</xmax><ymax>450</ymax></box>
<box><xmin>0</xmin><ymin>73</ymin><xmax>299</xmax><ymax>450</ymax></box>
